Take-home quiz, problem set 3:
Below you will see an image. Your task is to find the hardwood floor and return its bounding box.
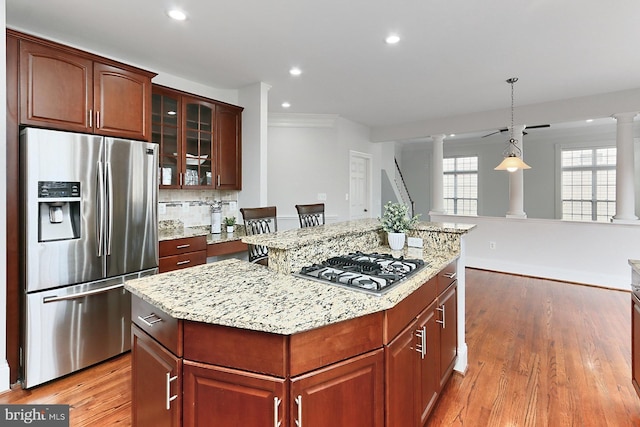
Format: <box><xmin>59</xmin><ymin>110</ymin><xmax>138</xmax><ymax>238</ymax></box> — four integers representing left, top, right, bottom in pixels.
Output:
<box><xmin>0</xmin><ymin>353</ymin><xmax>131</xmax><ymax>426</ymax></box>
<box><xmin>0</xmin><ymin>268</ymin><xmax>638</xmax><ymax>426</ymax></box>
<box><xmin>428</xmin><ymin>268</ymin><xmax>640</xmax><ymax>426</ymax></box>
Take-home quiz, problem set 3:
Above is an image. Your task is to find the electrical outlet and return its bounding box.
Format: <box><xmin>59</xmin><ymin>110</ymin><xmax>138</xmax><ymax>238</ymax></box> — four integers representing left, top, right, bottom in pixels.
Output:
<box><xmin>229</xmin><ymin>201</ymin><xmax>237</xmax><ymax>211</ymax></box>
<box><xmin>158</xmin><ymin>203</ymin><xmax>167</xmax><ymax>215</ymax></box>
<box><xmin>317</xmin><ymin>193</ymin><xmax>327</xmax><ymax>201</ymax></box>
<box><xmin>489</xmin><ymin>241</ymin><xmax>496</xmax><ymax>250</ymax></box>
<box><xmin>182</xmin><ymin>202</ymin><xmax>189</xmax><ymax>212</ymax></box>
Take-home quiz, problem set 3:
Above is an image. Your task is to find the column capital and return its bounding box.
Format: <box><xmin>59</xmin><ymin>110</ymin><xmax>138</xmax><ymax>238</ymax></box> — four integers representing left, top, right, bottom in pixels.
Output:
<box><xmin>430</xmin><ymin>134</ymin><xmax>446</xmax><ymax>143</ymax></box>
<box><xmin>612</xmin><ymin>112</ymin><xmax>638</xmax><ymax>122</ymax></box>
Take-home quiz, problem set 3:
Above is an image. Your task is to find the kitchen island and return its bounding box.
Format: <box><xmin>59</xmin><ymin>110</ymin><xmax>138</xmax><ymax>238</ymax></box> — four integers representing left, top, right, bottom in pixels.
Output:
<box><xmin>126</xmin><ymin>219</ymin><xmax>474</xmax><ymax>426</ymax></box>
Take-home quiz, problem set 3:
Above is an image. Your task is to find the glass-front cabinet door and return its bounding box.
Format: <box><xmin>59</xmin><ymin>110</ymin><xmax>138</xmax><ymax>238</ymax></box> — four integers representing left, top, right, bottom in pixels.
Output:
<box><xmin>152</xmin><ymin>87</ymin><xmax>180</xmax><ymax>187</ymax></box>
<box><xmin>183</xmin><ymin>96</ymin><xmax>215</xmax><ymax>188</ymax></box>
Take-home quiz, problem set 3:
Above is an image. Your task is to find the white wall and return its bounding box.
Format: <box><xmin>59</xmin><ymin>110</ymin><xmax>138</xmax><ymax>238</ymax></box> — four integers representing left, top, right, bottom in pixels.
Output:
<box><xmin>267</xmin><ymin>114</ymin><xmax>380</xmax><ymax>230</ymax></box>
<box><xmin>433</xmin><ymin>214</ymin><xmax>639</xmax><ymax>290</ymax></box>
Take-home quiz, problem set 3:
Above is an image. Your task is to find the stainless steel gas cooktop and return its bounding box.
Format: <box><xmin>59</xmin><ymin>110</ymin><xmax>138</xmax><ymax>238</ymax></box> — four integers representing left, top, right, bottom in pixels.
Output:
<box><xmin>295</xmin><ymin>251</ymin><xmax>425</xmax><ymax>296</ymax></box>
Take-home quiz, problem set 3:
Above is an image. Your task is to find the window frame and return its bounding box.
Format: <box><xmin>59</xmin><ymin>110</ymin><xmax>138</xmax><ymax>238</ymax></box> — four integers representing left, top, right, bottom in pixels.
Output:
<box><xmin>557</xmin><ymin>144</ymin><xmax>616</xmax><ymax>222</ymax></box>
<box><xmin>443</xmin><ymin>155</ymin><xmax>479</xmax><ymax>216</ymax></box>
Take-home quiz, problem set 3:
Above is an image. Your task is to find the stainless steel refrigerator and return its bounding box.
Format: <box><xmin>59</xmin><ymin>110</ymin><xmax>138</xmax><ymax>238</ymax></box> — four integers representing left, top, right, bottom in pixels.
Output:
<box><xmin>20</xmin><ymin>127</ymin><xmax>158</xmax><ymax>388</ymax></box>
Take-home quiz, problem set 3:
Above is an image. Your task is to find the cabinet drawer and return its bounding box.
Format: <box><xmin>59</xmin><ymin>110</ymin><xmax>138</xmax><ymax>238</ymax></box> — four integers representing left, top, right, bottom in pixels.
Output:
<box><xmin>437</xmin><ymin>260</ymin><xmax>458</xmax><ymax>295</ymax></box>
<box><xmin>159</xmin><ymin>236</ymin><xmax>207</xmax><ymax>257</ymax></box>
<box><xmin>159</xmin><ymin>251</ymin><xmax>207</xmax><ymax>273</ymax></box>
<box><xmin>132</xmin><ymin>294</ymin><xmax>182</xmax><ymax>356</ymax></box>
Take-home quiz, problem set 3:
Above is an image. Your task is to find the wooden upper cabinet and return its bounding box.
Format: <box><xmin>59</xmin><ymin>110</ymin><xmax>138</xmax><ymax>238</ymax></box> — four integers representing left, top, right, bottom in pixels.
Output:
<box><xmin>20</xmin><ymin>39</ymin><xmax>93</xmax><ymax>132</ymax></box>
<box><xmin>18</xmin><ymin>33</ymin><xmax>154</xmax><ymax>141</ymax></box>
<box><xmin>153</xmin><ymin>84</ymin><xmax>243</xmax><ymax>190</ymax></box>
<box><xmin>93</xmin><ymin>62</ymin><xmax>152</xmax><ymax>140</ymax></box>
<box><xmin>216</xmin><ymin>104</ymin><xmax>242</xmax><ymax>190</ymax></box>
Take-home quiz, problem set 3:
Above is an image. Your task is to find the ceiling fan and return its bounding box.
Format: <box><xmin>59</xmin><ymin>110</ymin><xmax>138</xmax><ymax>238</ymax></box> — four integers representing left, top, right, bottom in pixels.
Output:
<box><xmin>482</xmin><ymin>123</ymin><xmax>550</xmax><ymax>138</ymax></box>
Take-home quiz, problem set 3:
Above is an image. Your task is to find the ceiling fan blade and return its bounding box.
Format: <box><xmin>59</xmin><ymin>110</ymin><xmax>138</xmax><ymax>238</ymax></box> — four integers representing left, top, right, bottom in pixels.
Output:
<box><xmin>481</xmin><ymin>127</ymin><xmax>508</xmax><ymax>138</ymax></box>
<box><xmin>525</xmin><ymin>124</ymin><xmax>550</xmax><ymax>130</ymax></box>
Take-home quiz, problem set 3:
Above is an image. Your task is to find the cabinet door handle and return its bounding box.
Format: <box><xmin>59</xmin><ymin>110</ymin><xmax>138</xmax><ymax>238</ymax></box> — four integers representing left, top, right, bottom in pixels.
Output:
<box><xmin>96</xmin><ymin>111</ymin><xmax>101</xmax><ymax>129</ymax></box>
<box><xmin>137</xmin><ymin>314</ymin><xmax>162</xmax><ymax>327</ymax></box>
<box><xmin>437</xmin><ymin>305</ymin><xmax>446</xmax><ymax>328</ymax></box>
<box><xmin>415</xmin><ymin>326</ymin><xmax>426</xmax><ymax>359</ymax></box>
<box><xmin>176</xmin><ymin>244</ymin><xmax>191</xmax><ymax>249</ymax></box>
<box><xmin>273</xmin><ymin>397</ymin><xmax>282</xmax><ymax>427</ymax></box>
<box><xmin>166</xmin><ymin>373</ymin><xmax>178</xmax><ymax>410</ymax></box>
<box><xmin>294</xmin><ymin>395</ymin><xmax>302</xmax><ymax>427</ymax></box>
<box><xmin>443</xmin><ymin>271</ymin><xmax>457</xmax><ymax>279</ymax></box>
<box><xmin>176</xmin><ymin>260</ymin><xmax>191</xmax><ymax>266</ymax></box>
<box><xmin>88</xmin><ymin>109</ymin><xmax>93</xmax><ymax>128</ymax></box>
<box><xmin>217</xmin><ymin>175</ymin><xmax>221</xmax><ymax>187</ymax></box>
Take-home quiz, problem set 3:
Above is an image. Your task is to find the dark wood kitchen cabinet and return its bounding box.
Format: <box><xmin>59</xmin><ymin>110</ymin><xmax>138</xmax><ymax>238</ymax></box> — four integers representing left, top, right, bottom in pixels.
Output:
<box><xmin>438</xmin><ymin>282</ymin><xmax>458</xmax><ymax>388</ymax></box>
<box><xmin>159</xmin><ymin>236</ymin><xmax>207</xmax><ymax>273</ymax></box>
<box><xmin>183</xmin><ymin>361</ymin><xmax>286</xmax><ymax>427</ymax></box>
<box><xmin>152</xmin><ymin>84</ymin><xmax>242</xmax><ymax>190</ymax></box>
<box><xmin>18</xmin><ymin>34</ymin><xmax>154</xmax><ymax>140</ymax></box>
<box><xmin>132</xmin><ymin>325</ymin><xmax>182</xmax><ymax>427</ymax></box>
<box><xmin>386</xmin><ymin>300</ymin><xmax>439</xmax><ymax>427</ymax></box>
<box><xmin>290</xmin><ymin>349</ymin><xmax>384</xmax><ymax>427</ymax></box>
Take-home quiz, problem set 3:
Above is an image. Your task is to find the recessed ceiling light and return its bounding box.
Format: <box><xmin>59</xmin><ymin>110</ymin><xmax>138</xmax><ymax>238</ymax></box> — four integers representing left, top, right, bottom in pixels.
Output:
<box><xmin>385</xmin><ymin>34</ymin><xmax>400</xmax><ymax>45</ymax></box>
<box><xmin>167</xmin><ymin>9</ymin><xmax>187</xmax><ymax>21</ymax></box>
<box><xmin>586</xmin><ymin>119</ymin><xmax>594</xmax><ymax>123</ymax></box>
<box><xmin>167</xmin><ymin>111</ymin><xmax>177</xmax><ymax>116</ymax></box>
<box><xmin>449</xmin><ymin>134</ymin><xmax>456</xmax><ymax>137</ymax></box>
<box><xmin>289</xmin><ymin>67</ymin><xmax>302</xmax><ymax>76</ymax></box>
<box><xmin>281</xmin><ymin>102</ymin><xmax>291</xmax><ymax>108</ymax></box>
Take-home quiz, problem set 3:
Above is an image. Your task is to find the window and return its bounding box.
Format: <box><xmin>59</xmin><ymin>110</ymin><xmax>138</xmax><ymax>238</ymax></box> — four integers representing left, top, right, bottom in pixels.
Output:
<box><xmin>443</xmin><ymin>156</ymin><xmax>478</xmax><ymax>215</ymax></box>
<box><xmin>561</xmin><ymin>147</ymin><xmax>616</xmax><ymax>222</ymax></box>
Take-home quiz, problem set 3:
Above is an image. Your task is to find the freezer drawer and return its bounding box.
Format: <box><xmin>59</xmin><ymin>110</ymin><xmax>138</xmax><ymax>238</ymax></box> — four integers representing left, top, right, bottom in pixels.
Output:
<box><xmin>23</xmin><ymin>278</ymin><xmax>131</xmax><ymax>388</ymax></box>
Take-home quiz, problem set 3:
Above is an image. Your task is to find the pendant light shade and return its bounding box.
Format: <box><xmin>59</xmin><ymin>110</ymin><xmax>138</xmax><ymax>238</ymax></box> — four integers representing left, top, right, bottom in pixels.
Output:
<box><xmin>495</xmin><ymin>78</ymin><xmax>531</xmax><ymax>172</ymax></box>
<box><xmin>494</xmin><ymin>153</ymin><xmax>531</xmax><ymax>172</ymax></box>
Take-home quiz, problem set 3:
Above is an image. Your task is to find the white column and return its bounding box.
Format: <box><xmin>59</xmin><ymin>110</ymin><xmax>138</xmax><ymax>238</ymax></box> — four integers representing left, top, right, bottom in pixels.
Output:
<box><xmin>612</xmin><ymin>112</ymin><xmax>638</xmax><ymax>223</ymax></box>
<box><xmin>429</xmin><ymin>134</ymin><xmax>446</xmax><ymax>216</ymax></box>
<box><xmin>506</xmin><ymin>124</ymin><xmax>527</xmax><ymax>218</ymax></box>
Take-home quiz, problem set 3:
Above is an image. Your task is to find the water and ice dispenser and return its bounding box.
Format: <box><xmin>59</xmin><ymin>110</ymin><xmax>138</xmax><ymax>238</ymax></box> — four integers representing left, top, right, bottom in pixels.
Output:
<box><xmin>37</xmin><ymin>181</ymin><xmax>81</xmax><ymax>242</ymax></box>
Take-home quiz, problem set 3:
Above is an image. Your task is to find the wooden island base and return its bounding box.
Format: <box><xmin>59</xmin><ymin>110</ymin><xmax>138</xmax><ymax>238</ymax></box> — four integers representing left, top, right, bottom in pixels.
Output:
<box><xmin>131</xmin><ymin>261</ymin><xmax>458</xmax><ymax>427</ymax></box>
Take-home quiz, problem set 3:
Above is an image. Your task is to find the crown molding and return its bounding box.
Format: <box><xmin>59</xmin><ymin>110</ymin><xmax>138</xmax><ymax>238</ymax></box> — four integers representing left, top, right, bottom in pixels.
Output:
<box><xmin>268</xmin><ymin>113</ymin><xmax>339</xmax><ymax>128</ymax></box>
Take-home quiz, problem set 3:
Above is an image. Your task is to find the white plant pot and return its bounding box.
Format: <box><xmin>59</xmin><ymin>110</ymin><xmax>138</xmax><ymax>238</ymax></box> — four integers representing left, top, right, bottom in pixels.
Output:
<box><xmin>226</xmin><ymin>226</ymin><xmax>235</xmax><ymax>233</ymax></box>
<box><xmin>388</xmin><ymin>232</ymin><xmax>406</xmax><ymax>250</ymax></box>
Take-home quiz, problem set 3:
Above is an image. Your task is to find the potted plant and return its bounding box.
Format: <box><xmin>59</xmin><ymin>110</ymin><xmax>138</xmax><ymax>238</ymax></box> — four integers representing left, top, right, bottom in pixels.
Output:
<box><xmin>380</xmin><ymin>201</ymin><xmax>420</xmax><ymax>250</ymax></box>
<box><xmin>223</xmin><ymin>216</ymin><xmax>236</xmax><ymax>234</ymax></box>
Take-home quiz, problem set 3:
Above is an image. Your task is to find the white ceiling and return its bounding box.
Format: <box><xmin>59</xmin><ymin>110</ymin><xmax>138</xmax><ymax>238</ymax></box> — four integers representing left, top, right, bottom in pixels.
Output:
<box><xmin>7</xmin><ymin>0</ymin><xmax>640</xmax><ymax>132</ymax></box>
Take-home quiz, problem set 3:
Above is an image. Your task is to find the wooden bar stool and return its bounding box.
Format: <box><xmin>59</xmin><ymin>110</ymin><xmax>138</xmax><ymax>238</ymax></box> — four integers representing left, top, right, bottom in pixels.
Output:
<box><xmin>240</xmin><ymin>206</ymin><xmax>277</xmax><ymax>265</ymax></box>
<box><xmin>295</xmin><ymin>203</ymin><xmax>325</xmax><ymax>228</ymax></box>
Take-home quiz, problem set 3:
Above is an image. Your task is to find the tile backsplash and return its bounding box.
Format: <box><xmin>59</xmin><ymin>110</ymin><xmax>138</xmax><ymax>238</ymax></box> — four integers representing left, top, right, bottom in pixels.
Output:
<box><xmin>159</xmin><ymin>189</ymin><xmax>240</xmax><ymax>228</ymax></box>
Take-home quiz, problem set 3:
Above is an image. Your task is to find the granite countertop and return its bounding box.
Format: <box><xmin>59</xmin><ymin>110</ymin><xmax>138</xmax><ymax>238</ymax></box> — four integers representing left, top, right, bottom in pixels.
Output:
<box><xmin>630</xmin><ymin>259</ymin><xmax>640</xmax><ymax>275</ymax></box>
<box><xmin>241</xmin><ymin>218</ymin><xmax>474</xmax><ymax>250</ymax></box>
<box><xmin>159</xmin><ymin>225</ymin><xmax>245</xmax><ymax>245</ymax></box>
<box><xmin>125</xmin><ymin>247</ymin><xmax>457</xmax><ymax>336</ymax></box>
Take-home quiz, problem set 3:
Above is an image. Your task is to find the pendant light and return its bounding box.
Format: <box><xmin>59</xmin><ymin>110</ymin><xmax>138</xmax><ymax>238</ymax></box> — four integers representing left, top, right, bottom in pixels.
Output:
<box><xmin>494</xmin><ymin>77</ymin><xmax>531</xmax><ymax>172</ymax></box>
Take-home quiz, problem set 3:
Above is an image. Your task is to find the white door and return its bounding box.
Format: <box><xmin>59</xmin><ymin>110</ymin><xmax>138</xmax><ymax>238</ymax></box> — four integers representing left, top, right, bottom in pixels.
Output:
<box><xmin>349</xmin><ymin>151</ymin><xmax>372</xmax><ymax>220</ymax></box>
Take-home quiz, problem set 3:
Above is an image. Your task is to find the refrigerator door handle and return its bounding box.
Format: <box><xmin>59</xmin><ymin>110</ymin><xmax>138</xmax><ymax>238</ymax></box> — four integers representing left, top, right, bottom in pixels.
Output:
<box><xmin>97</xmin><ymin>161</ymin><xmax>105</xmax><ymax>257</ymax></box>
<box><xmin>106</xmin><ymin>161</ymin><xmax>113</xmax><ymax>256</ymax></box>
<box><xmin>42</xmin><ymin>283</ymin><xmax>124</xmax><ymax>303</ymax></box>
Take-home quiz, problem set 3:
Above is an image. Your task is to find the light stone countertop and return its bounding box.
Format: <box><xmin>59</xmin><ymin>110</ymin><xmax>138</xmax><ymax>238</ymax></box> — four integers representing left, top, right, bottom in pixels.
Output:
<box><xmin>241</xmin><ymin>218</ymin><xmax>474</xmax><ymax>250</ymax></box>
<box><xmin>629</xmin><ymin>259</ymin><xmax>640</xmax><ymax>275</ymax></box>
<box><xmin>159</xmin><ymin>225</ymin><xmax>245</xmax><ymax>245</ymax></box>
<box><xmin>125</xmin><ymin>249</ymin><xmax>457</xmax><ymax>335</ymax></box>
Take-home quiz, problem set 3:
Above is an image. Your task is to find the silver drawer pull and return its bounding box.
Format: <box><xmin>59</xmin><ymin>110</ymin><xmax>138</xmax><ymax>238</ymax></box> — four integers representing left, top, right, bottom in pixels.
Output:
<box><xmin>138</xmin><ymin>314</ymin><xmax>162</xmax><ymax>327</ymax></box>
<box><xmin>176</xmin><ymin>244</ymin><xmax>190</xmax><ymax>249</ymax></box>
<box><xmin>436</xmin><ymin>305</ymin><xmax>446</xmax><ymax>328</ymax></box>
<box><xmin>166</xmin><ymin>373</ymin><xmax>178</xmax><ymax>410</ymax></box>
<box><xmin>443</xmin><ymin>272</ymin><xmax>457</xmax><ymax>279</ymax></box>
<box><xmin>274</xmin><ymin>397</ymin><xmax>282</xmax><ymax>427</ymax></box>
<box><xmin>176</xmin><ymin>260</ymin><xmax>191</xmax><ymax>266</ymax></box>
<box><xmin>295</xmin><ymin>395</ymin><xmax>302</xmax><ymax>427</ymax></box>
